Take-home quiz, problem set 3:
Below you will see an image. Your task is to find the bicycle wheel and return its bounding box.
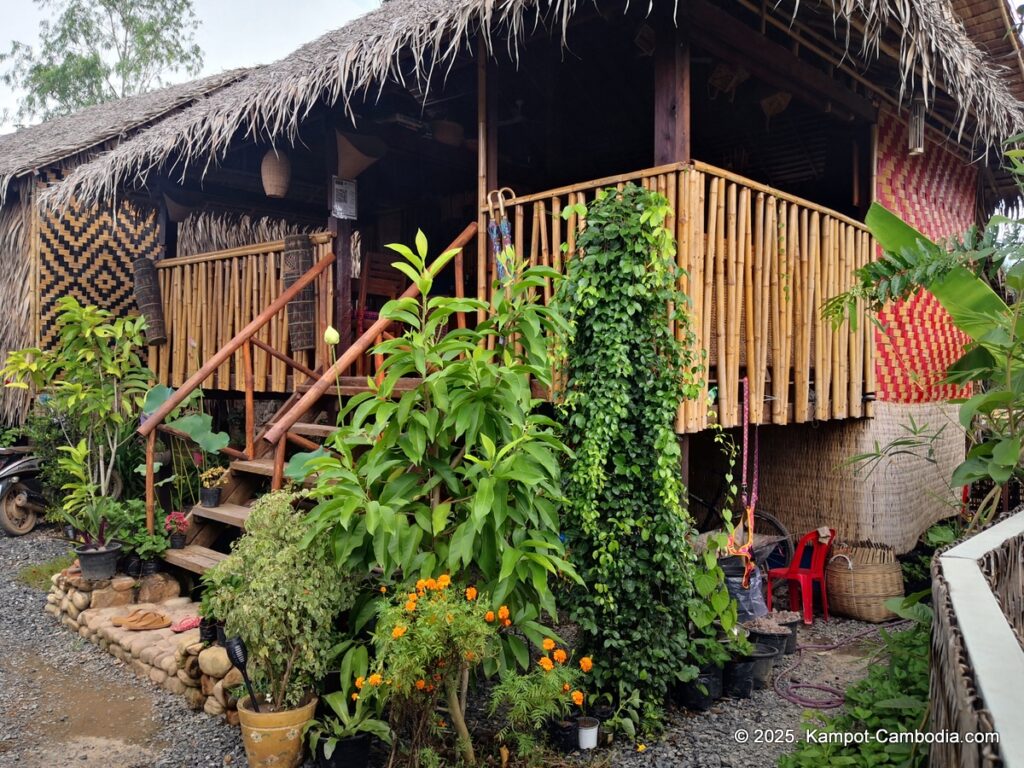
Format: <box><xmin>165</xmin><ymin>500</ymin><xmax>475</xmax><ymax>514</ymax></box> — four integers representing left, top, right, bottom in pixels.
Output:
<box><xmin>752</xmin><ymin>509</ymin><xmax>794</xmax><ymax>604</ymax></box>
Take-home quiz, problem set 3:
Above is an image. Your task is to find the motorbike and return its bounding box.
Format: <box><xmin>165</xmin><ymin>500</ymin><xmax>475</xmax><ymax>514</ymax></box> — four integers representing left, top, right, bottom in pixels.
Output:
<box><xmin>0</xmin><ymin>446</ymin><xmax>47</xmax><ymax>536</ymax></box>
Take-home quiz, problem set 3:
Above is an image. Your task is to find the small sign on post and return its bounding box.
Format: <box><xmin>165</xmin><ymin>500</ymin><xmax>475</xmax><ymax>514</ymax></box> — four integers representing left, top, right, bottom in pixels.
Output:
<box><xmin>331</xmin><ymin>177</ymin><xmax>358</xmax><ymax>220</ymax></box>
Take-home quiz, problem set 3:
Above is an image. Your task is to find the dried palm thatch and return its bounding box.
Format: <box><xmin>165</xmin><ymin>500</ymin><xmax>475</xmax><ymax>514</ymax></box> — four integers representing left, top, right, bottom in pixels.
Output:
<box><xmin>43</xmin><ymin>0</ymin><xmax>1024</xmax><ymax>210</ymax></box>
<box><xmin>0</xmin><ymin>68</ymin><xmax>248</xmax><ymax>204</ymax></box>
<box><xmin>177</xmin><ymin>211</ymin><xmax>319</xmax><ymax>256</ymax></box>
<box><xmin>0</xmin><ymin>183</ymin><xmax>34</xmax><ymax>425</ymax></box>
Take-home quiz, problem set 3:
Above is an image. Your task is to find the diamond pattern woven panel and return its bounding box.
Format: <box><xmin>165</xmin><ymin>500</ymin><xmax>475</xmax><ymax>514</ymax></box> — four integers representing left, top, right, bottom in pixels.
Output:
<box><xmin>874</xmin><ymin>109</ymin><xmax>975</xmax><ymax>403</ymax></box>
<box><xmin>36</xmin><ymin>170</ymin><xmax>159</xmax><ymax>349</ymax></box>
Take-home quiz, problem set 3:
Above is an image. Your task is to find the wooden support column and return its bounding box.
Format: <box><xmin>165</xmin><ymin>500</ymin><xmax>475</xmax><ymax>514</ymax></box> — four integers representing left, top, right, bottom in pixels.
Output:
<box><xmin>156</xmin><ymin>196</ymin><xmax>178</xmax><ymax>261</ymax></box>
<box><xmin>654</xmin><ymin>27</ymin><xmax>691</xmax><ymax>165</ymax></box>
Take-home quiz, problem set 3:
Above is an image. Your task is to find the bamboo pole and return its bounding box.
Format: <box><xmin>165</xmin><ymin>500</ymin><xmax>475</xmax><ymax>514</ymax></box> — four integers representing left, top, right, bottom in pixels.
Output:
<box><xmin>144</xmin><ymin>430</ymin><xmax>156</xmax><ymax>535</ymax></box>
<box><xmin>725</xmin><ymin>182</ymin><xmax>739</xmax><ymax>428</ymax></box>
<box><xmin>243</xmin><ymin>339</ymin><xmax>255</xmax><ymax>458</ymax></box>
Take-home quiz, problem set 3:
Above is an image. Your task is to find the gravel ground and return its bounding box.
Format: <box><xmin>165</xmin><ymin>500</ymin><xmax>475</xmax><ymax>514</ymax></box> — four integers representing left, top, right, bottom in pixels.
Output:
<box><xmin>1</xmin><ymin>527</ymin><xmax>878</xmax><ymax>768</ymax></box>
<box><xmin>0</xmin><ymin>527</ymin><xmax>245</xmax><ymax>768</ymax></box>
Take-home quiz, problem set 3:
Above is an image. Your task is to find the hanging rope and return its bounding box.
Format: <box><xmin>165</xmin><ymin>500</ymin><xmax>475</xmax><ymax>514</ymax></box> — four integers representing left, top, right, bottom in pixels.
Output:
<box><xmin>727</xmin><ymin>377</ymin><xmax>758</xmax><ymax>587</ymax></box>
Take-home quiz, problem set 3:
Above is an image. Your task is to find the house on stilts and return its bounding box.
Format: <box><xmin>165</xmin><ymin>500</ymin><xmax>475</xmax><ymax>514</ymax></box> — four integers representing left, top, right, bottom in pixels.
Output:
<box><xmin>12</xmin><ymin>0</ymin><xmax>1024</xmax><ymax>571</ymax></box>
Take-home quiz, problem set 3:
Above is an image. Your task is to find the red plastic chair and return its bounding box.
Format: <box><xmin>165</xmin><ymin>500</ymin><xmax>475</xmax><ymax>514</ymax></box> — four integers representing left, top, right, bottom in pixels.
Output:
<box><xmin>766</xmin><ymin>528</ymin><xmax>836</xmax><ymax>624</ymax></box>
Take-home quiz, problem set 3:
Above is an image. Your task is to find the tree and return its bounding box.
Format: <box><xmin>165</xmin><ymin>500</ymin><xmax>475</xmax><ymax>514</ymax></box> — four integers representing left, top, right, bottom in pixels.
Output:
<box><xmin>1</xmin><ymin>0</ymin><xmax>203</xmax><ymax>125</ymax></box>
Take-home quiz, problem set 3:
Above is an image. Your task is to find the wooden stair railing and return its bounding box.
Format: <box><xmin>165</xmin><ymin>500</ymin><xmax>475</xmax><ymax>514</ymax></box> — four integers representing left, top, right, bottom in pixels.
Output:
<box><xmin>263</xmin><ymin>222</ymin><xmax>479</xmax><ymax>486</ymax></box>
<box><xmin>138</xmin><ymin>249</ymin><xmax>336</xmax><ymax>534</ymax></box>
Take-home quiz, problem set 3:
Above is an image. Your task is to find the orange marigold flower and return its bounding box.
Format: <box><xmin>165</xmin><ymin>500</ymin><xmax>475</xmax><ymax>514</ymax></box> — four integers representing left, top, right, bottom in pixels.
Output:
<box><xmin>438</xmin><ymin>719</ymin><xmax>446</xmax><ymax>728</ymax></box>
<box><xmin>368</xmin><ymin>673</ymin><xmax>383</xmax><ymax>687</ymax></box>
<box><xmin>485</xmin><ymin>611</ymin><xmax>495</xmax><ymax>623</ymax></box>
<box><xmin>438</xmin><ymin>574</ymin><xmax>451</xmax><ymax>588</ymax></box>
<box><xmin>538</xmin><ymin>656</ymin><xmax>554</xmax><ymax>672</ymax></box>
<box><xmin>405</xmin><ymin>600</ymin><xmax>417</xmax><ymax>612</ymax></box>
<box><xmin>554</xmin><ymin>649</ymin><xmax>567</xmax><ymax>664</ymax></box>
<box><xmin>465</xmin><ymin>651</ymin><xmax>475</xmax><ymax>661</ymax></box>
<box><xmin>425</xmin><ymin>578</ymin><xmax>438</xmax><ymax>591</ymax></box>
<box><xmin>572</xmin><ymin>690</ymin><xmax>584</xmax><ymax>707</ymax></box>
<box><xmin>542</xmin><ymin>638</ymin><xmax>555</xmax><ymax>651</ymax></box>
<box><xmin>416</xmin><ymin>579</ymin><xmax>427</xmax><ymax>592</ymax></box>
<box><xmin>427</xmin><ymin>684</ymin><xmax>435</xmax><ymax>693</ymax></box>
<box><xmin>379</xmin><ymin>585</ymin><xmax>388</xmax><ymax>594</ymax></box>
<box><xmin>562</xmin><ymin>683</ymin><xmax>571</xmax><ymax>693</ymax></box>
<box><xmin>407</xmin><ymin>592</ymin><xmax>419</xmax><ymax>602</ymax></box>
<box><xmin>351</xmin><ymin>692</ymin><xmax>359</xmax><ymax>701</ymax></box>
<box><xmin>416</xmin><ymin>679</ymin><xmax>426</xmax><ymax>690</ymax></box>
<box><xmin>392</xmin><ymin>625</ymin><xmax>408</xmax><ymax>639</ymax></box>
<box><xmin>503</xmin><ymin>619</ymin><xmax>512</xmax><ymax>627</ymax></box>
<box><xmin>355</xmin><ymin>676</ymin><xmax>365</xmax><ymax>690</ymax></box>
<box><xmin>579</xmin><ymin>656</ymin><xmax>593</xmax><ymax>673</ymax></box>
<box><xmin>465</xmin><ymin>586</ymin><xmax>478</xmax><ymax>601</ymax></box>
<box><xmin>497</xmin><ymin>605</ymin><xmax>510</xmax><ymax>620</ymax></box>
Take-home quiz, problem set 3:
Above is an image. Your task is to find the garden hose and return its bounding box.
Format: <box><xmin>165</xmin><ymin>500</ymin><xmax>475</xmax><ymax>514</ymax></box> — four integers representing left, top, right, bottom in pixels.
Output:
<box><xmin>772</xmin><ymin>620</ymin><xmax>910</xmax><ymax>709</ymax></box>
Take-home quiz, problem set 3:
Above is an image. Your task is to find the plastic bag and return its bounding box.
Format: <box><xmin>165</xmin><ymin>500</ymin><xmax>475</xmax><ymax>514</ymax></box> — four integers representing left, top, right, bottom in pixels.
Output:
<box><xmin>725</xmin><ymin>565</ymin><xmax>768</xmax><ymax>623</ymax></box>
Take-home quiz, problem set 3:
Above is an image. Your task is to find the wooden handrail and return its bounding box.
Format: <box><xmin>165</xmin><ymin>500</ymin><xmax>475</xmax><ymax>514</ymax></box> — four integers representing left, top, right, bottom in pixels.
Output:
<box><xmin>139</xmin><ymin>251</ymin><xmax>336</xmax><ymax>438</ymax></box>
<box><xmin>155</xmin><ymin>232</ymin><xmax>332</xmax><ymax>268</ymax></box>
<box><xmin>264</xmin><ymin>222</ymin><xmax>478</xmax><ymax>446</ymax></box>
<box><xmin>251</xmin><ymin>337</ymin><xmax>319</xmax><ymax>381</ymax></box>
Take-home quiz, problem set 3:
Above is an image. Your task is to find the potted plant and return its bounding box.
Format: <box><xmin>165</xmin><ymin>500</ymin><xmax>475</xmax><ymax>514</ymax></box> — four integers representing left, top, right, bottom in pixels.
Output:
<box><xmin>199</xmin><ymin>466</ymin><xmax>227</xmax><ymax>507</ymax></box>
<box><xmin>204</xmin><ymin>491</ymin><xmax>356</xmax><ymax>768</ymax></box>
<box><xmin>164</xmin><ymin>511</ymin><xmax>189</xmax><ymax>548</ymax></box>
<box><xmin>65</xmin><ymin>497</ymin><xmax>122</xmax><ymax>581</ymax></box>
<box><xmin>305</xmin><ymin>645</ymin><xmax>391</xmax><ymax>768</ymax></box>
<box><xmin>133</xmin><ymin>532</ymin><xmax>168</xmax><ymax>575</ymax></box>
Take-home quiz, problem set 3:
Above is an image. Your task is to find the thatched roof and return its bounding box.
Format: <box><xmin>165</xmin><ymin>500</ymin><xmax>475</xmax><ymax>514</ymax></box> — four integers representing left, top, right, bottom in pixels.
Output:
<box><xmin>0</xmin><ymin>68</ymin><xmax>247</xmax><ymax>201</ymax></box>
<box><xmin>44</xmin><ymin>0</ymin><xmax>1024</xmax><ymax>208</ymax></box>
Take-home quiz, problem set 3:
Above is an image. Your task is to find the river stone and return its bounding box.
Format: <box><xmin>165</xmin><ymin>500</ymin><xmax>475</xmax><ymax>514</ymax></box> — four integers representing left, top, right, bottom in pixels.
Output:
<box><xmin>212</xmin><ymin>680</ymin><xmax>227</xmax><ymax>707</ymax></box>
<box><xmin>163</xmin><ymin>676</ymin><xmax>186</xmax><ymax>695</ymax></box>
<box><xmin>198</xmin><ymin>646</ymin><xmax>232</xmax><ymax>678</ymax></box>
<box><xmin>137</xmin><ymin>573</ymin><xmax>180</xmax><ymax>604</ymax></box>
<box><xmin>177</xmin><ymin>669</ymin><xmax>200</xmax><ymax>688</ymax></box>
<box><xmin>90</xmin><ymin>586</ymin><xmax>132</xmax><ymax>610</ymax></box>
<box><xmin>221</xmin><ymin>668</ymin><xmax>243</xmax><ymax>689</ymax></box>
<box><xmin>70</xmin><ymin>589</ymin><xmax>92</xmax><ymax>610</ymax></box>
<box><xmin>149</xmin><ymin>667</ymin><xmax>167</xmax><ymax>685</ymax></box>
<box><xmin>204</xmin><ymin>696</ymin><xmax>225</xmax><ymax>716</ymax></box>
<box><xmin>111</xmin><ymin>576</ymin><xmax>136</xmax><ymax>592</ymax></box>
<box><xmin>183</xmin><ymin>687</ymin><xmax>206</xmax><ymax>711</ymax></box>
<box><xmin>66</xmin><ymin>604</ymin><xmax>80</xmax><ymax>621</ymax></box>
<box><xmin>175</xmin><ymin>630</ymin><xmax>201</xmax><ymax>652</ymax></box>
<box><xmin>161</xmin><ymin>655</ymin><xmax>179</xmax><ymax>676</ymax></box>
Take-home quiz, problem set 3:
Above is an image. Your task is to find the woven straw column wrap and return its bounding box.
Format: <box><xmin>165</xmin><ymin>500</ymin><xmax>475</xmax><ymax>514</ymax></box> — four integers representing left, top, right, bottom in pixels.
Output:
<box><xmin>282</xmin><ymin>234</ymin><xmax>315</xmax><ymax>351</ymax></box>
<box><xmin>132</xmin><ymin>257</ymin><xmax>166</xmax><ymax>345</ymax></box>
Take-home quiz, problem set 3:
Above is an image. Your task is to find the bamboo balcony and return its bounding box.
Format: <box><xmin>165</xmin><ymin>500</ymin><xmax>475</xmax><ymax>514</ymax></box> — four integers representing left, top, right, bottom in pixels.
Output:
<box><xmin>486</xmin><ymin>161</ymin><xmax>875</xmax><ymax>433</ymax></box>
<box><xmin>149</xmin><ymin>162</ymin><xmax>873</xmax><ymax>436</ymax></box>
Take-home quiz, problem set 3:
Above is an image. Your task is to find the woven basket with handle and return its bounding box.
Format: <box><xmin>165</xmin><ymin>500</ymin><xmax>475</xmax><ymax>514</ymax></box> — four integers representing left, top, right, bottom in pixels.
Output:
<box><xmin>826</xmin><ymin>542</ymin><xmax>905</xmax><ymax>622</ymax></box>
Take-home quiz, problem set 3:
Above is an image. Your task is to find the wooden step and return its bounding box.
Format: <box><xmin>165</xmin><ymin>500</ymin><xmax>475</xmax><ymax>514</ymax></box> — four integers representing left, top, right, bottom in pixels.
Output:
<box><xmin>163</xmin><ymin>544</ymin><xmax>227</xmax><ymax>574</ymax></box>
<box><xmin>192</xmin><ymin>503</ymin><xmax>251</xmax><ymax>528</ymax></box>
<box><xmin>296</xmin><ymin>376</ymin><xmax>423</xmax><ymax>396</ymax></box>
<box><xmin>230</xmin><ymin>458</ymin><xmax>275</xmax><ymax>476</ymax></box>
<box><xmin>278</xmin><ymin>421</ymin><xmax>336</xmax><ymax>438</ymax></box>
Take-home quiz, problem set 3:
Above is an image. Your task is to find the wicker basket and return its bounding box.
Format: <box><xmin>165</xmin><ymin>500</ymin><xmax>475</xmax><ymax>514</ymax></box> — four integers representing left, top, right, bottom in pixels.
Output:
<box><xmin>826</xmin><ymin>543</ymin><xmax>905</xmax><ymax>622</ymax></box>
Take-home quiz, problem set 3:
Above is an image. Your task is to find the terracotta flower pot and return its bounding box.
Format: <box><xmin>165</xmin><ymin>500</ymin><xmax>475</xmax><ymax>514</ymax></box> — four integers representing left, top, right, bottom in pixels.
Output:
<box><xmin>238</xmin><ymin>695</ymin><xmax>317</xmax><ymax>768</ymax></box>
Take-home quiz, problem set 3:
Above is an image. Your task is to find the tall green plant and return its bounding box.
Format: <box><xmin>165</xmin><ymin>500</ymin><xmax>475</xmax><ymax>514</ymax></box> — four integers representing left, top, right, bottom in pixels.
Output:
<box><xmin>290</xmin><ymin>232</ymin><xmax>577</xmax><ymax>673</ymax></box>
<box><xmin>554</xmin><ymin>184</ymin><xmax>732</xmax><ymax>708</ymax></box>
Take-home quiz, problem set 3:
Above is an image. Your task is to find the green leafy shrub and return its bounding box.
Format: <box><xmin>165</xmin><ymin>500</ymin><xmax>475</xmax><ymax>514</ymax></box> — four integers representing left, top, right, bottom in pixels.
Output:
<box><xmin>205</xmin><ymin>491</ymin><xmax>357</xmax><ymax>709</ymax></box>
<box><xmin>291</xmin><ymin>233</ymin><xmax>577</xmax><ymax>672</ymax></box>
<box><xmin>779</xmin><ymin>595</ymin><xmax>932</xmax><ymax>768</ymax></box>
<box><xmin>554</xmin><ymin>184</ymin><xmax>730</xmax><ymax>708</ymax></box>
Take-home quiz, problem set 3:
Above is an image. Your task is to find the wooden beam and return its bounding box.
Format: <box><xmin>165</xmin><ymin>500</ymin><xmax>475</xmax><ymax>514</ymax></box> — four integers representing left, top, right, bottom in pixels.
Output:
<box><xmin>654</xmin><ymin>27</ymin><xmax>691</xmax><ymax>164</ymax></box>
<box><xmin>686</xmin><ymin>0</ymin><xmax>876</xmax><ymax>124</ymax></box>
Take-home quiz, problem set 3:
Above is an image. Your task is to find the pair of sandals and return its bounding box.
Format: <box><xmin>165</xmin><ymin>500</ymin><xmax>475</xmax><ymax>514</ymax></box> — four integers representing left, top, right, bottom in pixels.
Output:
<box><xmin>112</xmin><ymin>608</ymin><xmax>172</xmax><ymax>631</ymax></box>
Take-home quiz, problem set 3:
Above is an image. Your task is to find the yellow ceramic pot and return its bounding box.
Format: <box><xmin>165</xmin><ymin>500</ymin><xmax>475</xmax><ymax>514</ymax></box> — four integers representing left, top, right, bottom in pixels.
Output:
<box><xmin>237</xmin><ymin>695</ymin><xmax>317</xmax><ymax>768</ymax></box>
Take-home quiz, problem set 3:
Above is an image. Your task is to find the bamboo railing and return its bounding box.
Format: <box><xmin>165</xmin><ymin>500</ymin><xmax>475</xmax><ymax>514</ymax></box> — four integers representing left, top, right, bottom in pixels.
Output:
<box><xmin>149</xmin><ymin>233</ymin><xmax>335</xmax><ymax>392</ymax></box>
<box><xmin>489</xmin><ymin>161</ymin><xmax>874</xmax><ymax>433</ymax></box>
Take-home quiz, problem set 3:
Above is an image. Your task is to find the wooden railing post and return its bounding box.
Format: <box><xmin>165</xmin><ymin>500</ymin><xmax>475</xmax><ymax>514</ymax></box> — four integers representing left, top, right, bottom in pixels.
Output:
<box><xmin>243</xmin><ymin>339</ymin><xmax>255</xmax><ymax>458</ymax></box>
<box><xmin>272</xmin><ymin>437</ymin><xmax>287</xmax><ymax>491</ymax></box>
<box><xmin>145</xmin><ymin>430</ymin><xmax>156</xmax><ymax>535</ymax></box>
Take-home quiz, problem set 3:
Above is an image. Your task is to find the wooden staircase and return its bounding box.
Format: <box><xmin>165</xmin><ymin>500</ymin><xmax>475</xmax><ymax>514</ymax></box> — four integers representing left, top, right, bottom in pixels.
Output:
<box><xmin>136</xmin><ymin>223</ymin><xmax>478</xmax><ymax>575</ymax></box>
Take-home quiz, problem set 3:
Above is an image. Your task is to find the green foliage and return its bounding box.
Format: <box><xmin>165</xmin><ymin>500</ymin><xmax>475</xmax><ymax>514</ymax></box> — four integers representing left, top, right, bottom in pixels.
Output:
<box><xmin>205</xmin><ymin>491</ymin><xmax>357</xmax><ymax>709</ymax></box>
<box><xmin>554</xmin><ymin>184</ymin><xmax>728</xmax><ymax>707</ymax></box>
<box><xmin>779</xmin><ymin>594</ymin><xmax>932</xmax><ymax>768</ymax></box>
<box><xmin>828</xmin><ymin>201</ymin><xmax>1024</xmax><ymax>527</ymax></box>
<box><xmin>2</xmin><ymin>297</ymin><xmax>151</xmax><ymax>500</ymax></box>
<box><xmin>305</xmin><ymin>644</ymin><xmax>391</xmax><ymax>754</ymax></box>
<box><xmin>489</xmin><ymin>646</ymin><xmax>588</xmax><ymax>741</ymax></box>
<box><xmin>291</xmin><ymin>232</ymin><xmax>576</xmax><ymax>673</ymax></box>
<box><xmin>22</xmin><ymin>404</ymin><xmax>77</xmax><ymax>509</ymax></box>
<box><xmin>1</xmin><ymin>0</ymin><xmax>203</xmax><ymax>124</ymax></box>
<box><xmin>17</xmin><ymin>552</ymin><xmax>75</xmax><ymax>590</ymax></box>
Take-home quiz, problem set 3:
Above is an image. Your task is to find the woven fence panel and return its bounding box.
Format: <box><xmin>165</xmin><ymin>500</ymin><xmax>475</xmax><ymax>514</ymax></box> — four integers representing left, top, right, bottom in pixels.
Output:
<box><xmin>874</xmin><ymin>109</ymin><xmax>975</xmax><ymax>404</ymax></box>
<box><xmin>0</xmin><ymin>189</ymin><xmax>33</xmax><ymax>425</ymax></box>
<box><xmin>36</xmin><ymin>171</ymin><xmax>159</xmax><ymax>349</ymax></box>
<box><xmin>930</xmin><ymin>556</ymin><xmax>1002</xmax><ymax>767</ymax></box>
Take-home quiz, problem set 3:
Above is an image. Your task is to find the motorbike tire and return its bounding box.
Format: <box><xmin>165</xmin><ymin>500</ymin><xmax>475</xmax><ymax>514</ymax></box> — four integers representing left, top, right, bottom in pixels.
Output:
<box><xmin>0</xmin><ymin>483</ymin><xmax>37</xmax><ymax>536</ymax></box>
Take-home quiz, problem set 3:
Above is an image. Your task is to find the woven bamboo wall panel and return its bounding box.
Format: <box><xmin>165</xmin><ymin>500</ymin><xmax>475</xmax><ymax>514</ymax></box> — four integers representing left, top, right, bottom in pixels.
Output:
<box><xmin>0</xmin><ymin>189</ymin><xmax>33</xmax><ymax>425</ymax></box>
<box><xmin>874</xmin><ymin>109</ymin><xmax>975</xmax><ymax>404</ymax></box>
<box><xmin>36</xmin><ymin>171</ymin><xmax>159</xmax><ymax>349</ymax></box>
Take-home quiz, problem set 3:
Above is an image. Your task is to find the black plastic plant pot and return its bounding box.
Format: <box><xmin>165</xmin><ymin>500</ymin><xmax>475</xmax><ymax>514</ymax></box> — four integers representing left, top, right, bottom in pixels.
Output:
<box><xmin>547</xmin><ymin>718</ymin><xmax>578</xmax><ymax>753</ymax></box>
<box><xmin>674</xmin><ymin>665</ymin><xmax>724</xmax><ymax>711</ymax></box>
<box><xmin>122</xmin><ymin>553</ymin><xmax>142</xmax><ymax>579</ymax></box>
<box><xmin>749</xmin><ymin>643</ymin><xmax>779</xmax><ymax>690</ymax></box>
<box><xmin>747</xmin><ymin>629</ymin><xmax>789</xmax><ymax>661</ymax></box>
<box><xmin>778</xmin><ymin>619</ymin><xmax>801</xmax><ymax>654</ymax></box>
<box><xmin>199</xmin><ymin>618</ymin><xmax>217</xmax><ymax>644</ymax></box>
<box><xmin>215</xmin><ymin>621</ymin><xmax>227</xmax><ymax>646</ymax></box>
<box><xmin>140</xmin><ymin>559</ymin><xmax>162</xmax><ymax>576</ymax></box>
<box><xmin>315</xmin><ymin>733</ymin><xmax>371</xmax><ymax>768</ymax></box>
<box><xmin>76</xmin><ymin>542</ymin><xmax>121</xmax><ymax>581</ymax></box>
<box><xmin>169</xmin><ymin>532</ymin><xmax>186</xmax><ymax>549</ymax></box>
<box><xmin>200</xmin><ymin>487</ymin><xmax>222</xmax><ymax>507</ymax></box>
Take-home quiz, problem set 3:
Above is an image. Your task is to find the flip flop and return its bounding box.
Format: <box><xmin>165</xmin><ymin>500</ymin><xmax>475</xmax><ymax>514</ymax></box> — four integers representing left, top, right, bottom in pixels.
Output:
<box><xmin>171</xmin><ymin>616</ymin><xmax>201</xmax><ymax>633</ymax></box>
<box><xmin>125</xmin><ymin>612</ymin><xmax>171</xmax><ymax>631</ymax></box>
<box><xmin>112</xmin><ymin>608</ymin><xmax>147</xmax><ymax>627</ymax></box>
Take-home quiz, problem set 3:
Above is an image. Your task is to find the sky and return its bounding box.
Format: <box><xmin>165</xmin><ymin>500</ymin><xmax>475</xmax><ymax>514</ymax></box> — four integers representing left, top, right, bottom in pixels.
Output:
<box><xmin>0</xmin><ymin>0</ymin><xmax>380</xmax><ymax>134</ymax></box>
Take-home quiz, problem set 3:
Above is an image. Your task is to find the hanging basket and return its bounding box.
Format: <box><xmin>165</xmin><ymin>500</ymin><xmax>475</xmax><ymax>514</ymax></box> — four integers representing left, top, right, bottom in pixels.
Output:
<box><xmin>261</xmin><ymin>149</ymin><xmax>291</xmax><ymax>198</ymax></box>
<box><xmin>826</xmin><ymin>543</ymin><xmax>905</xmax><ymax>623</ymax></box>
<box><xmin>132</xmin><ymin>257</ymin><xmax>167</xmax><ymax>345</ymax></box>
<box><xmin>282</xmin><ymin>234</ymin><xmax>315</xmax><ymax>351</ymax></box>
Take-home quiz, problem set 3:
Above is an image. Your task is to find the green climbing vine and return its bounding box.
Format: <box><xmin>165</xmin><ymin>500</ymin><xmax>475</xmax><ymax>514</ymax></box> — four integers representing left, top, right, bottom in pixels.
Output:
<box><xmin>555</xmin><ymin>184</ymin><xmax>734</xmax><ymax>712</ymax></box>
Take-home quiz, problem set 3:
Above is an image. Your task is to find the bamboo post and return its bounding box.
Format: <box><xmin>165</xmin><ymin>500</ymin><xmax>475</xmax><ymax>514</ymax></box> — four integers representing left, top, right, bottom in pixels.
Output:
<box><xmin>145</xmin><ymin>430</ymin><xmax>156</xmax><ymax>535</ymax></box>
<box><xmin>243</xmin><ymin>339</ymin><xmax>255</xmax><ymax>458</ymax></box>
<box><xmin>272</xmin><ymin>436</ymin><xmax>286</xmax><ymax>491</ymax></box>
<box><xmin>725</xmin><ymin>182</ymin><xmax>739</xmax><ymax>427</ymax></box>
